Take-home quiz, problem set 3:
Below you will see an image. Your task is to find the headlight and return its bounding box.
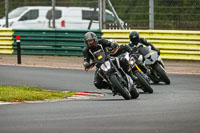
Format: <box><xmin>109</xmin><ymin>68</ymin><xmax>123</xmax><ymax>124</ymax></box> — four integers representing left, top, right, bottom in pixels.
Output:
<box><xmin>138</xmin><ymin>55</ymin><xmax>143</xmax><ymax>62</ymax></box>
<box><xmin>101</xmin><ymin>64</ymin><xmax>107</xmax><ymax>71</ymax></box>
<box><xmin>129</xmin><ymin>57</ymin><xmax>136</xmax><ymax>67</ymax></box>
<box><xmin>100</xmin><ymin>61</ymin><xmax>111</xmax><ymax>71</ymax></box>
<box><xmin>105</xmin><ymin>61</ymin><xmax>111</xmax><ymax>69</ymax></box>
<box><xmin>129</xmin><ymin>60</ymin><xmax>135</xmax><ymax>65</ymax></box>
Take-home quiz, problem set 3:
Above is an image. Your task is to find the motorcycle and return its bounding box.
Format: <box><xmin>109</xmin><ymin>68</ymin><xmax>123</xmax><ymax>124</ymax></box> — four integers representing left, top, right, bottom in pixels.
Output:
<box><xmin>129</xmin><ymin>52</ymin><xmax>154</xmax><ymax>93</ymax></box>
<box><xmin>135</xmin><ymin>44</ymin><xmax>170</xmax><ymax>85</ymax></box>
<box><xmin>86</xmin><ymin>44</ymin><xmax>139</xmax><ymax>100</ymax></box>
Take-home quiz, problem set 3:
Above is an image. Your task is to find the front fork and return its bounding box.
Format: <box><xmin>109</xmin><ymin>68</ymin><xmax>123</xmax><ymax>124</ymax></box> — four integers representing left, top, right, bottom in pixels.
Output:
<box><xmin>134</xmin><ymin>64</ymin><xmax>151</xmax><ymax>83</ymax></box>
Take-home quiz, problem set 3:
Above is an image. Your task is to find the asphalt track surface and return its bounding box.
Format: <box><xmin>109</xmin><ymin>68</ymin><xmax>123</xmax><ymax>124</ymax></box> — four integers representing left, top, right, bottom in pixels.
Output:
<box><xmin>0</xmin><ymin>65</ymin><xmax>200</xmax><ymax>133</ymax></box>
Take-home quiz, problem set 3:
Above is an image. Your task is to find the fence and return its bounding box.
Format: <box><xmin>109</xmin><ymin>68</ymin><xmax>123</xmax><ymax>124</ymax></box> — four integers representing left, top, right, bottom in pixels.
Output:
<box><xmin>0</xmin><ymin>28</ymin><xmax>200</xmax><ymax>60</ymax></box>
<box><xmin>107</xmin><ymin>0</ymin><xmax>200</xmax><ymax>30</ymax></box>
<box><xmin>0</xmin><ymin>28</ymin><xmax>13</xmax><ymax>54</ymax></box>
<box><xmin>13</xmin><ymin>29</ymin><xmax>102</xmax><ymax>56</ymax></box>
<box><xmin>102</xmin><ymin>29</ymin><xmax>200</xmax><ymax>60</ymax></box>
<box><xmin>0</xmin><ymin>0</ymin><xmax>200</xmax><ymax>30</ymax></box>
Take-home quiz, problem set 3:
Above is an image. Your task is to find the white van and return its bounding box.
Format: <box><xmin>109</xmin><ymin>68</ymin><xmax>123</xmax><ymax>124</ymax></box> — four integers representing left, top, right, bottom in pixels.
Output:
<box><xmin>0</xmin><ymin>6</ymin><xmax>123</xmax><ymax>29</ymax></box>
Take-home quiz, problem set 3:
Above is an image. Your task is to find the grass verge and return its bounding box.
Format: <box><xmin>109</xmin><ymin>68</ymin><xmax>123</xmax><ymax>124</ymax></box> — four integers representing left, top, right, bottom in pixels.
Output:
<box><xmin>0</xmin><ymin>86</ymin><xmax>76</xmax><ymax>102</ymax></box>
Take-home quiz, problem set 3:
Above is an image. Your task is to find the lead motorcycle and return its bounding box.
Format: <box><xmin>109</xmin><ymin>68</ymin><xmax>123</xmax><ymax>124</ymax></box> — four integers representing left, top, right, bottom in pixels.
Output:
<box><xmin>135</xmin><ymin>44</ymin><xmax>170</xmax><ymax>85</ymax></box>
<box><xmin>86</xmin><ymin>44</ymin><xmax>139</xmax><ymax>100</ymax></box>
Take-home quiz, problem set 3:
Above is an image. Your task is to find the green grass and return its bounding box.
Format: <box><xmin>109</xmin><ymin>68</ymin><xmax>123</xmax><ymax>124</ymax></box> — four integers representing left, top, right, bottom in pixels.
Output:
<box><xmin>0</xmin><ymin>86</ymin><xmax>76</xmax><ymax>102</ymax></box>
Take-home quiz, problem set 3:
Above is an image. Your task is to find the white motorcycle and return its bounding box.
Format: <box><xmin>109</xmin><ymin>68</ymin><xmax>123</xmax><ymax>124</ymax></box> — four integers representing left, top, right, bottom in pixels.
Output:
<box><xmin>135</xmin><ymin>44</ymin><xmax>170</xmax><ymax>85</ymax></box>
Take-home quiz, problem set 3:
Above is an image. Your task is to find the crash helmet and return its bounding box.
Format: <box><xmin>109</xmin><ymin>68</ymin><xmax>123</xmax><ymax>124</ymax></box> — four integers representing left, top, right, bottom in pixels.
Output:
<box><xmin>84</xmin><ymin>32</ymin><xmax>98</xmax><ymax>48</ymax></box>
<box><xmin>108</xmin><ymin>39</ymin><xmax>120</xmax><ymax>55</ymax></box>
<box><xmin>129</xmin><ymin>31</ymin><xmax>140</xmax><ymax>45</ymax></box>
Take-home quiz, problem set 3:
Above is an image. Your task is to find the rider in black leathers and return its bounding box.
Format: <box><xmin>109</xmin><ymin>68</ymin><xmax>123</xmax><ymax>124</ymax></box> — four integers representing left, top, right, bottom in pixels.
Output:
<box><xmin>129</xmin><ymin>31</ymin><xmax>160</xmax><ymax>55</ymax></box>
<box><xmin>83</xmin><ymin>32</ymin><xmax>112</xmax><ymax>89</ymax></box>
<box><xmin>83</xmin><ymin>32</ymin><xmax>136</xmax><ymax>90</ymax></box>
<box><xmin>107</xmin><ymin>39</ymin><xmax>134</xmax><ymax>74</ymax></box>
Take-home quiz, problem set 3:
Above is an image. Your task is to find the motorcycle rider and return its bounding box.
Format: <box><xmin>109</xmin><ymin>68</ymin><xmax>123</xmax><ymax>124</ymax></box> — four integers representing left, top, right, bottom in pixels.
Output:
<box><xmin>107</xmin><ymin>39</ymin><xmax>138</xmax><ymax>80</ymax></box>
<box><xmin>83</xmin><ymin>32</ymin><xmax>137</xmax><ymax>90</ymax></box>
<box><xmin>83</xmin><ymin>32</ymin><xmax>113</xmax><ymax>90</ymax></box>
<box><xmin>108</xmin><ymin>39</ymin><xmax>132</xmax><ymax>56</ymax></box>
<box><xmin>129</xmin><ymin>31</ymin><xmax>160</xmax><ymax>55</ymax></box>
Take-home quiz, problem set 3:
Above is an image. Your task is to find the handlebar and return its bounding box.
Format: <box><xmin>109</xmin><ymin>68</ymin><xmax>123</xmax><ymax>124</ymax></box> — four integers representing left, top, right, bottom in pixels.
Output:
<box><xmin>85</xmin><ymin>63</ymin><xmax>95</xmax><ymax>72</ymax></box>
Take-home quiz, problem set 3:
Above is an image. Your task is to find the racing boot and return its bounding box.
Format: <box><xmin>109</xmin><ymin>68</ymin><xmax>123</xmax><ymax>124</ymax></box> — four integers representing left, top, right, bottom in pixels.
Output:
<box><xmin>94</xmin><ymin>80</ymin><xmax>111</xmax><ymax>90</ymax></box>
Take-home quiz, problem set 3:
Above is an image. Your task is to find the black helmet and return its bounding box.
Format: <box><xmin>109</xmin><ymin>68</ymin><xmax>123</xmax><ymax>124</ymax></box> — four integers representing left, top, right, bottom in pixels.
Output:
<box><xmin>108</xmin><ymin>39</ymin><xmax>119</xmax><ymax>55</ymax></box>
<box><xmin>129</xmin><ymin>31</ymin><xmax>139</xmax><ymax>45</ymax></box>
<box><xmin>84</xmin><ymin>32</ymin><xmax>98</xmax><ymax>48</ymax></box>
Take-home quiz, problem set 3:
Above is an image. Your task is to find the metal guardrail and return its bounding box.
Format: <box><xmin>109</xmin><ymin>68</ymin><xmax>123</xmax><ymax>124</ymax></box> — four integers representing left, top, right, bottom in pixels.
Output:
<box><xmin>1</xmin><ymin>28</ymin><xmax>200</xmax><ymax>60</ymax></box>
<box><xmin>0</xmin><ymin>28</ymin><xmax>14</xmax><ymax>54</ymax></box>
<box><xmin>13</xmin><ymin>29</ymin><xmax>102</xmax><ymax>56</ymax></box>
<box><xmin>102</xmin><ymin>29</ymin><xmax>200</xmax><ymax>60</ymax></box>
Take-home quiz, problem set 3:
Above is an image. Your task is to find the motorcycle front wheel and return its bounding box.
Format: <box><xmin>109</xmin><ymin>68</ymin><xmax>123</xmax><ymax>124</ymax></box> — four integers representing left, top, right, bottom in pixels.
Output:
<box><xmin>154</xmin><ymin>64</ymin><xmax>170</xmax><ymax>85</ymax></box>
<box><xmin>130</xmin><ymin>87</ymin><xmax>139</xmax><ymax>99</ymax></box>
<box><xmin>110</xmin><ymin>75</ymin><xmax>131</xmax><ymax>100</ymax></box>
<box><xmin>135</xmin><ymin>71</ymin><xmax>153</xmax><ymax>93</ymax></box>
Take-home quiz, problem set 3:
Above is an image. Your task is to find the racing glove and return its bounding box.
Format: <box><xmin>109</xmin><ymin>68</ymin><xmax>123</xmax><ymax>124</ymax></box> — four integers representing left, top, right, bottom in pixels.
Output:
<box><xmin>83</xmin><ymin>61</ymin><xmax>90</xmax><ymax>69</ymax></box>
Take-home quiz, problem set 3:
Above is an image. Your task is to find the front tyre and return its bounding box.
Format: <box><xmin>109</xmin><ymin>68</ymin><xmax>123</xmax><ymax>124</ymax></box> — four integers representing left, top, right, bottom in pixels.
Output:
<box><xmin>135</xmin><ymin>71</ymin><xmax>153</xmax><ymax>93</ymax></box>
<box><xmin>130</xmin><ymin>87</ymin><xmax>139</xmax><ymax>99</ymax></box>
<box><xmin>110</xmin><ymin>75</ymin><xmax>131</xmax><ymax>100</ymax></box>
<box><xmin>155</xmin><ymin>64</ymin><xmax>170</xmax><ymax>85</ymax></box>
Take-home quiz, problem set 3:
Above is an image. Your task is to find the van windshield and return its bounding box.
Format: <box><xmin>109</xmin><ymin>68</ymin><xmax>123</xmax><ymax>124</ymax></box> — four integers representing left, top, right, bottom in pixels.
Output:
<box><xmin>8</xmin><ymin>7</ymin><xmax>27</xmax><ymax>19</ymax></box>
<box><xmin>82</xmin><ymin>10</ymin><xmax>116</xmax><ymax>22</ymax></box>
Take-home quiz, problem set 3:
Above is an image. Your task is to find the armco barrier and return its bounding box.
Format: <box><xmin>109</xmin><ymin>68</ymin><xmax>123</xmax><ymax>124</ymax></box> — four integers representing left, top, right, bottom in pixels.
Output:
<box><xmin>102</xmin><ymin>30</ymin><xmax>200</xmax><ymax>60</ymax></box>
<box><xmin>0</xmin><ymin>28</ymin><xmax>14</xmax><ymax>54</ymax></box>
<box><xmin>13</xmin><ymin>29</ymin><xmax>102</xmax><ymax>56</ymax></box>
<box><xmin>1</xmin><ymin>28</ymin><xmax>200</xmax><ymax>60</ymax></box>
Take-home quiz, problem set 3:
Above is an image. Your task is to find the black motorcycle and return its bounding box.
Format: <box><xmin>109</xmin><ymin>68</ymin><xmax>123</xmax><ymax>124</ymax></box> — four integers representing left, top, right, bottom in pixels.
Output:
<box><xmin>136</xmin><ymin>44</ymin><xmax>170</xmax><ymax>85</ymax></box>
<box><xmin>86</xmin><ymin>45</ymin><xmax>139</xmax><ymax>100</ymax></box>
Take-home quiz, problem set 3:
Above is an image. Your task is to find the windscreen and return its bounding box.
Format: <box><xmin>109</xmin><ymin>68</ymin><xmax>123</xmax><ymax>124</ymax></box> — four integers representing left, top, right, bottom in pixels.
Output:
<box><xmin>8</xmin><ymin>7</ymin><xmax>27</xmax><ymax>19</ymax></box>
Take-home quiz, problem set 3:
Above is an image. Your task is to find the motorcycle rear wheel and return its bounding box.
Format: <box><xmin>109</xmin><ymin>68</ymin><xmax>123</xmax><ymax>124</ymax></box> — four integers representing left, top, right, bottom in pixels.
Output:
<box><xmin>110</xmin><ymin>75</ymin><xmax>131</xmax><ymax>100</ymax></box>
